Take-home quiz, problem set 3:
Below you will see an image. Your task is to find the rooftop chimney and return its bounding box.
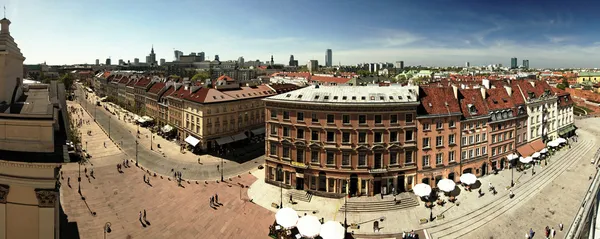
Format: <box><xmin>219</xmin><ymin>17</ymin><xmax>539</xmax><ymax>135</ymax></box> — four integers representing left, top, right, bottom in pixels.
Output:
<box><xmin>0</xmin><ymin>18</ymin><xmax>10</xmax><ymax>34</ymax></box>
<box><xmin>480</xmin><ymin>87</ymin><xmax>486</xmax><ymax>99</ymax></box>
<box><xmin>451</xmin><ymin>85</ymin><xmax>458</xmax><ymax>99</ymax></box>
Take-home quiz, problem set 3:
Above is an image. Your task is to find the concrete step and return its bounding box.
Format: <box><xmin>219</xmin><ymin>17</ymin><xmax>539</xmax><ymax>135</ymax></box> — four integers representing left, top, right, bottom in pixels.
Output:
<box><xmin>287</xmin><ymin>190</ymin><xmax>312</xmax><ymax>203</ymax></box>
<box><xmin>427</xmin><ymin>140</ymin><xmax>594</xmax><ymax>238</ymax></box>
<box><xmin>340</xmin><ymin>197</ymin><xmax>420</xmax><ymax>212</ymax></box>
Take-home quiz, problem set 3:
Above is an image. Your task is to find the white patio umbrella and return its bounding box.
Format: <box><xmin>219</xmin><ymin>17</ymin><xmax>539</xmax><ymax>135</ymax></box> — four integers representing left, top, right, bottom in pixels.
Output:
<box><xmin>520</xmin><ymin>156</ymin><xmax>533</xmax><ymax>164</ymax></box>
<box><xmin>275</xmin><ymin>207</ymin><xmax>299</xmax><ymax>229</ymax></box>
<box><xmin>557</xmin><ymin>138</ymin><xmax>567</xmax><ymax>144</ymax></box>
<box><xmin>532</xmin><ymin>152</ymin><xmax>541</xmax><ymax>158</ymax></box>
<box><xmin>540</xmin><ymin>148</ymin><xmax>548</xmax><ymax>153</ymax></box>
<box><xmin>460</xmin><ymin>173</ymin><xmax>477</xmax><ymax>185</ymax></box>
<box><xmin>547</xmin><ymin>140</ymin><xmax>559</xmax><ymax>147</ymax></box>
<box><xmin>297</xmin><ymin>215</ymin><xmax>322</xmax><ymax>238</ymax></box>
<box><xmin>413</xmin><ymin>183</ymin><xmax>432</xmax><ymax>197</ymax></box>
<box><xmin>320</xmin><ymin>221</ymin><xmax>345</xmax><ymax>239</ymax></box>
<box><xmin>437</xmin><ymin>179</ymin><xmax>456</xmax><ymax>192</ymax></box>
<box><xmin>507</xmin><ymin>154</ymin><xmax>519</xmax><ymax>160</ymax></box>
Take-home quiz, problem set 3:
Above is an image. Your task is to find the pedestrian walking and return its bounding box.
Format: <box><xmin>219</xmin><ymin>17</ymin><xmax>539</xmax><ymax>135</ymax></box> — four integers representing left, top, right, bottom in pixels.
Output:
<box><xmin>209</xmin><ymin>197</ymin><xmax>213</xmax><ymax>207</ymax></box>
<box><xmin>67</xmin><ymin>177</ymin><xmax>71</xmax><ymax>187</ymax></box>
<box><xmin>139</xmin><ymin>211</ymin><xmax>142</xmax><ymax>221</ymax></box>
<box><xmin>559</xmin><ymin>223</ymin><xmax>563</xmax><ymax>231</ymax></box>
<box><xmin>210</xmin><ymin>196</ymin><xmax>214</xmax><ymax>206</ymax></box>
<box><xmin>551</xmin><ymin>227</ymin><xmax>555</xmax><ymax>238</ymax></box>
<box><xmin>215</xmin><ymin>193</ymin><xmax>219</xmax><ymax>204</ymax></box>
<box><xmin>529</xmin><ymin>228</ymin><xmax>534</xmax><ymax>239</ymax></box>
<box><xmin>143</xmin><ymin>174</ymin><xmax>146</xmax><ymax>183</ymax></box>
<box><xmin>289</xmin><ymin>194</ymin><xmax>293</xmax><ymax>204</ymax></box>
<box><xmin>143</xmin><ymin>209</ymin><xmax>147</xmax><ymax>221</ymax></box>
<box><xmin>90</xmin><ymin>169</ymin><xmax>94</xmax><ymax>178</ymax></box>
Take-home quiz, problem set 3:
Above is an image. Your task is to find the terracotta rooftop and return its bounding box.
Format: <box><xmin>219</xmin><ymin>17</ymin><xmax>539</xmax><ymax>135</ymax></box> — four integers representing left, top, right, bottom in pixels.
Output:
<box><xmin>310</xmin><ymin>75</ymin><xmax>351</xmax><ymax>84</ymax></box>
<box><xmin>485</xmin><ymin>87</ymin><xmax>514</xmax><ymax>111</ymax></box>
<box><xmin>185</xmin><ymin>85</ymin><xmax>276</xmax><ymax>104</ymax></box>
<box><xmin>217</xmin><ymin>75</ymin><xmax>235</xmax><ymax>82</ymax></box>
<box><xmin>134</xmin><ymin>77</ymin><xmax>152</xmax><ymax>87</ymax></box>
<box><xmin>417</xmin><ymin>87</ymin><xmax>461</xmax><ymax>116</ymax></box>
<box><xmin>168</xmin><ymin>85</ymin><xmax>193</xmax><ymax>99</ymax></box>
<box><xmin>458</xmin><ymin>88</ymin><xmax>489</xmax><ymax>119</ymax></box>
<box><xmin>147</xmin><ymin>82</ymin><xmax>166</xmax><ymax>94</ymax></box>
<box><xmin>268</xmin><ymin>84</ymin><xmax>301</xmax><ymax>93</ymax></box>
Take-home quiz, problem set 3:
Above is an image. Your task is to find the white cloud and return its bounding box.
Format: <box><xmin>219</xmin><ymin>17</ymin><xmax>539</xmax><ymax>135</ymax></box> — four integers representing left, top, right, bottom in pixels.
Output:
<box><xmin>544</xmin><ymin>35</ymin><xmax>574</xmax><ymax>44</ymax></box>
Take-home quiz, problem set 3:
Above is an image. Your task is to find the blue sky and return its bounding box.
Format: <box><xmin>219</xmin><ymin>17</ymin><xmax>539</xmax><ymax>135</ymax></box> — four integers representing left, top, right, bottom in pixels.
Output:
<box><xmin>7</xmin><ymin>0</ymin><xmax>600</xmax><ymax>68</ymax></box>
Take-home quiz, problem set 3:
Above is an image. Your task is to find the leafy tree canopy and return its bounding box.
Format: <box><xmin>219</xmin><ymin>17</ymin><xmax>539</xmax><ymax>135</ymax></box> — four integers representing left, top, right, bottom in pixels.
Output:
<box><xmin>191</xmin><ymin>71</ymin><xmax>210</xmax><ymax>81</ymax></box>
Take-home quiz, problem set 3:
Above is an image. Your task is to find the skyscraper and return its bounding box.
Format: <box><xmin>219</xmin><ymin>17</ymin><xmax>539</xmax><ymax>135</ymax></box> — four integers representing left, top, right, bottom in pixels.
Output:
<box><xmin>325</xmin><ymin>49</ymin><xmax>332</xmax><ymax>67</ymax></box>
<box><xmin>106</xmin><ymin>58</ymin><xmax>111</xmax><ymax>65</ymax></box>
<box><xmin>238</xmin><ymin>56</ymin><xmax>245</xmax><ymax>67</ymax></box>
<box><xmin>510</xmin><ymin>57</ymin><xmax>518</xmax><ymax>69</ymax></box>
<box><xmin>160</xmin><ymin>58</ymin><xmax>166</xmax><ymax>66</ymax></box>
<box><xmin>147</xmin><ymin>45</ymin><xmax>157</xmax><ymax>65</ymax></box>
<box><xmin>95</xmin><ymin>59</ymin><xmax>99</xmax><ymax>65</ymax></box>
<box><xmin>173</xmin><ymin>50</ymin><xmax>183</xmax><ymax>61</ymax></box>
<box><xmin>522</xmin><ymin>59</ymin><xmax>529</xmax><ymax>69</ymax></box>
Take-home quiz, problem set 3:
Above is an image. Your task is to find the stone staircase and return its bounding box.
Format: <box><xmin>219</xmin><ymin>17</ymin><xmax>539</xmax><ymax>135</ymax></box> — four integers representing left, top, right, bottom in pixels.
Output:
<box><xmin>287</xmin><ymin>190</ymin><xmax>313</xmax><ymax>203</ymax></box>
<box><xmin>426</xmin><ymin>139</ymin><xmax>595</xmax><ymax>238</ymax></box>
<box><xmin>339</xmin><ymin>193</ymin><xmax>420</xmax><ymax>213</ymax></box>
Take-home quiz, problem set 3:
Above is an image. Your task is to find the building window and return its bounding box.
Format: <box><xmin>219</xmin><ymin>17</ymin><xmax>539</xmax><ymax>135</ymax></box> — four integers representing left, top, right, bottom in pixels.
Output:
<box><xmin>449</xmin><ymin>120</ymin><xmax>455</xmax><ymax>128</ymax></box>
<box><xmin>283</xmin><ymin>127</ymin><xmax>290</xmax><ymax>137</ymax></box>
<box><xmin>342</xmin><ymin>153</ymin><xmax>350</xmax><ymax>166</ymax></box>
<box><xmin>358</xmin><ymin>115</ymin><xmax>367</xmax><ymax>124</ymax></box>
<box><xmin>296</xmin><ymin>149</ymin><xmax>304</xmax><ymax>162</ymax></box>
<box><xmin>326</xmin><ymin>131</ymin><xmax>335</xmax><ymax>142</ymax></box>
<box><xmin>436</xmin><ymin>153</ymin><xmax>443</xmax><ymax>165</ymax></box>
<box><xmin>405</xmin><ymin>151</ymin><xmax>413</xmax><ymax>164</ymax></box>
<box><xmin>475</xmin><ymin>148</ymin><xmax>480</xmax><ymax>156</ymax></box>
<box><xmin>423</xmin><ymin>123</ymin><xmax>430</xmax><ymax>130</ymax></box>
<box><xmin>422</xmin><ymin>155</ymin><xmax>430</xmax><ymax>167</ymax></box>
<box><xmin>462</xmin><ymin>150</ymin><xmax>467</xmax><ymax>159</ymax></box>
<box><xmin>297</xmin><ymin>129</ymin><xmax>304</xmax><ymax>139</ymax></box>
<box><xmin>297</xmin><ymin>112</ymin><xmax>304</xmax><ymax>121</ymax></box>
<box><xmin>270</xmin><ymin>110</ymin><xmax>277</xmax><ymax>119</ymax></box>
<box><xmin>283</xmin><ymin>146</ymin><xmax>290</xmax><ymax>159</ymax></box>
<box><xmin>342</xmin><ymin>115</ymin><xmax>350</xmax><ymax>124</ymax></box>
<box><xmin>517</xmin><ymin>134</ymin><xmax>521</xmax><ymax>143</ymax></box>
<box><xmin>311</xmin><ymin>150</ymin><xmax>319</xmax><ymax>163</ymax></box>
<box><xmin>390</xmin><ymin>114</ymin><xmax>398</xmax><ymax>124</ymax></box>
<box><xmin>375</xmin><ymin>132</ymin><xmax>383</xmax><ymax>143</ymax></box>
<box><xmin>358</xmin><ymin>153</ymin><xmax>367</xmax><ymax>166</ymax></box>
<box><xmin>311</xmin><ymin>131</ymin><xmax>319</xmax><ymax>141</ymax></box>
<box><xmin>283</xmin><ymin>111</ymin><xmax>290</xmax><ymax>120</ymax></box>
<box><xmin>436</xmin><ymin>136</ymin><xmax>443</xmax><ymax>147</ymax></box>
<box><xmin>327</xmin><ymin>114</ymin><xmax>335</xmax><ymax>124</ymax></box>
<box><xmin>469</xmin><ymin>135</ymin><xmax>474</xmax><ymax>144</ymax></box>
<box><xmin>423</xmin><ymin>138</ymin><xmax>430</xmax><ymax>148</ymax></box>
<box><xmin>359</xmin><ymin>132</ymin><xmax>367</xmax><ymax>143</ymax></box>
<box><xmin>390</xmin><ymin>152</ymin><xmax>398</xmax><ymax>165</ymax></box>
<box><xmin>482</xmin><ymin>133</ymin><xmax>487</xmax><ymax>141</ymax></box>
<box><xmin>375</xmin><ymin>115</ymin><xmax>382</xmax><ymax>124</ymax></box>
<box><xmin>436</xmin><ymin>121</ymin><xmax>443</xmax><ymax>129</ymax></box>
<box><xmin>406</xmin><ymin>113</ymin><xmax>413</xmax><ymax>123</ymax></box>
<box><xmin>405</xmin><ymin>130</ymin><xmax>413</xmax><ymax>141</ymax></box>
<box><xmin>482</xmin><ymin>146</ymin><xmax>487</xmax><ymax>155</ymax></box>
<box><xmin>311</xmin><ymin>113</ymin><xmax>318</xmax><ymax>123</ymax></box>
<box><xmin>270</xmin><ymin>143</ymin><xmax>277</xmax><ymax>156</ymax></box>
<box><xmin>326</xmin><ymin>152</ymin><xmax>335</xmax><ymax>165</ymax></box>
<box><xmin>270</xmin><ymin>125</ymin><xmax>277</xmax><ymax>135</ymax></box>
<box><xmin>449</xmin><ymin>151</ymin><xmax>455</xmax><ymax>162</ymax></box>
<box><xmin>342</xmin><ymin>132</ymin><xmax>350</xmax><ymax>143</ymax></box>
<box><xmin>449</xmin><ymin>134</ymin><xmax>455</xmax><ymax>145</ymax></box>
<box><xmin>390</xmin><ymin>131</ymin><xmax>398</xmax><ymax>142</ymax></box>
<box><xmin>492</xmin><ymin>147</ymin><xmax>496</xmax><ymax>156</ymax></box>
<box><xmin>374</xmin><ymin>153</ymin><xmax>382</xmax><ymax>169</ymax></box>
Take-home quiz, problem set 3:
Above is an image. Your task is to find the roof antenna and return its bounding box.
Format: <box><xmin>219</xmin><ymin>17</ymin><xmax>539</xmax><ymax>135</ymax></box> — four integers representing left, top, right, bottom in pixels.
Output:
<box><xmin>3</xmin><ymin>6</ymin><xmax>6</xmax><ymax>19</ymax></box>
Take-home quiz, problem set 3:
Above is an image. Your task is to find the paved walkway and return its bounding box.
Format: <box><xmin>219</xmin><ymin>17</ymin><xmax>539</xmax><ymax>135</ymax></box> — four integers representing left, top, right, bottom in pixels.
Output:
<box><xmin>59</xmin><ymin>158</ymin><xmax>272</xmax><ymax>239</ymax></box>
<box><xmin>75</xmin><ymin>86</ymin><xmax>263</xmax><ymax>181</ymax></box>
<box><xmin>248</xmin><ymin>120</ymin><xmax>598</xmax><ymax>238</ymax></box>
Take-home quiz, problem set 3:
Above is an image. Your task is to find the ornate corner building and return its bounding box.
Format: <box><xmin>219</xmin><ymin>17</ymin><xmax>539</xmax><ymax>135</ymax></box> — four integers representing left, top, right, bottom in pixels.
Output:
<box><xmin>0</xmin><ymin>17</ymin><xmax>68</xmax><ymax>239</ymax></box>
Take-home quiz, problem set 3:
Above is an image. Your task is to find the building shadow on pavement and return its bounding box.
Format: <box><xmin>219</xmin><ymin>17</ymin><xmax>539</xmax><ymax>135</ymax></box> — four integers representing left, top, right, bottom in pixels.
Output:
<box><xmin>59</xmin><ymin>204</ymin><xmax>81</xmax><ymax>239</ymax></box>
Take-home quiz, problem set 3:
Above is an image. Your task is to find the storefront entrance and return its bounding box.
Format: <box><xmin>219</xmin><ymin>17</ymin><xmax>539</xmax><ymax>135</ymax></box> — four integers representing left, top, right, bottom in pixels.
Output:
<box><xmin>318</xmin><ymin>172</ymin><xmax>327</xmax><ymax>191</ymax></box>
<box><xmin>500</xmin><ymin>159</ymin><xmax>506</xmax><ymax>170</ymax></box>
<box><xmin>397</xmin><ymin>175</ymin><xmax>406</xmax><ymax>192</ymax></box>
<box><xmin>481</xmin><ymin>163</ymin><xmax>487</xmax><ymax>176</ymax></box>
<box><xmin>296</xmin><ymin>177</ymin><xmax>304</xmax><ymax>190</ymax></box>
<box><xmin>373</xmin><ymin>180</ymin><xmax>382</xmax><ymax>195</ymax></box>
<box><xmin>349</xmin><ymin>174</ymin><xmax>358</xmax><ymax>196</ymax></box>
<box><xmin>448</xmin><ymin>173</ymin><xmax>455</xmax><ymax>182</ymax></box>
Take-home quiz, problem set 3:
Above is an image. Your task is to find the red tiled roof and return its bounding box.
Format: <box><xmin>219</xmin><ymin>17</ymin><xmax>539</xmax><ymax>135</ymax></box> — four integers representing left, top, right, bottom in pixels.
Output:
<box><xmin>517</xmin><ymin>144</ymin><xmax>535</xmax><ymax>157</ymax></box>
<box><xmin>162</xmin><ymin>85</ymin><xmax>176</xmax><ymax>98</ymax></box>
<box><xmin>418</xmin><ymin>87</ymin><xmax>461</xmax><ymax>116</ymax></box>
<box><xmin>135</xmin><ymin>77</ymin><xmax>152</xmax><ymax>87</ymax></box>
<box><xmin>217</xmin><ymin>75</ymin><xmax>235</xmax><ymax>82</ymax></box>
<box><xmin>458</xmin><ymin>88</ymin><xmax>489</xmax><ymax>118</ymax></box>
<box><xmin>118</xmin><ymin>76</ymin><xmax>130</xmax><ymax>84</ymax></box>
<box><xmin>553</xmin><ymin>88</ymin><xmax>573</xmax><ymax>107</ymax></box>
<box><xmin>126</xmin><ymin>79</ymin><xmax>137</xmax><ymax>87</ymax></box>
<box><xmin>268</xmin><ymin>83</ymin><xmax>300</xmax><ymax>93</ymax></box>
<box><xmin>530</xmin><ymin>139</ymin><xmax>545</xmax><ymax>152</ymax></box>
<box><xmin>147</xmin><ymin>82</ymin><xmax>166</xmax><ymax>94</ymax></box>
<box><xmin>103</xmin><ymin>72</ymin><xmax>111</xmax><ymax>78</ymax></box>
<box><xmin>485</xmin><ymin>87</ymin><xmax>514</xmax><ymax>111</ymax></box>
<box><xmin>184</xmin><ymin>85</ymin><xmax>277</xmax><ymax>104</ymax></box>
<box><xmin>310</xmin><ymin>75</ymin><xmax>351</xmax><ymax>84</ymax></box>
<box><xmin>168</xmin><ymin>85</ymin><xmax>193</xmax><ymax>99</ymax></box>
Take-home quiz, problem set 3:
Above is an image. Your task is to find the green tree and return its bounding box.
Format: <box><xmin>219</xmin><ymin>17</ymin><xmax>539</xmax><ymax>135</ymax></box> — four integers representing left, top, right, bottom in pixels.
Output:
<box><xmin>59</xmin><ymin>73</ymin><xmax>74</xmax><ymax>92</ymax></box>
<box><xmin>357</xmin><ymin>70</ymin><xmax>371</xmax><ymax>77</ymax></box>
<box><xmin>562</xmin><ymin>78</ymin><xmax>569</xmax><ymax>88</ymax></box>
<box><xmin>191</xmin><ymin>71</ymin><xmax>210</xmax><ymax>81</ymax></box>
<box><xmin>169</xmin><ymin>74</ymin><xmax>181</xmax><ymax>79</ymax></box>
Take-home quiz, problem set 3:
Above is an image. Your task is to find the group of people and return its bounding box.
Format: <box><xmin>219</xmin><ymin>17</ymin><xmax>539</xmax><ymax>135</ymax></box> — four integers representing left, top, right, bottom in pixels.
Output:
<box><xmin>527</xmin><ymin>223</ymin><xmax>563</xmax><ymax>239</ymax></box>
<box><xmin>209</xmin><ymin>193</ymin><xmax>221</xmax><ymax>208</ymax></box>
<box><xmin>139</xmin><ymin>209</ymin><xmax>150</xmax><ymax>227</ymax></box>
<box><xmin>402</xmin><ymin>230</ymin><xmax>419</xmax><ymax>239</ymax></box>
<box><xmin>117</xmin><ymin>159</ymin><xmax>130</xmax><ymax>173</ymax></box>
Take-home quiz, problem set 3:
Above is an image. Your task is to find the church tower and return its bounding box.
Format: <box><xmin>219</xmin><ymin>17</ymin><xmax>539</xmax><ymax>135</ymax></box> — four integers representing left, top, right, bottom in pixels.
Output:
<box><xmin>0</xmin><ymin>17</ymin><xmax>26</xmax><ymax>104</ymax></box>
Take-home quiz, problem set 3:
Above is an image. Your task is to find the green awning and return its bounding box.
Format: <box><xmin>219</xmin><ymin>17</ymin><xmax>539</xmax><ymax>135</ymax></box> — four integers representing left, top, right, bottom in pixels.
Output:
<box><xmin>559</xmin><ymin>125</ymin><xmax>576</xmax><ymax>135</ymax></box>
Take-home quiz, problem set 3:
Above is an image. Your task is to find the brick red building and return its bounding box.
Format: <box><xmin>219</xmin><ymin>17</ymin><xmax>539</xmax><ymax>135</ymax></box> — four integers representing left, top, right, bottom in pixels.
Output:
<box><xmin>416</xmin><ymin>86</ymin><xmax>462</xmax><ymax>187</ymax></box>
<box><xmin>264</xmin><ymin>84</ymin><xmax>420</xmax><ymax>197</ymax></box>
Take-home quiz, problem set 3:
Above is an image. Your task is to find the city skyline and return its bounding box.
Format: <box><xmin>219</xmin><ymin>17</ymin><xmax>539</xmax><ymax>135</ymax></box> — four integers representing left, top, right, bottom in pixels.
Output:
<box><xmin>7</xmin><ymin>0</ymin><xmax>600</xmax><ymax>68</ymax></box>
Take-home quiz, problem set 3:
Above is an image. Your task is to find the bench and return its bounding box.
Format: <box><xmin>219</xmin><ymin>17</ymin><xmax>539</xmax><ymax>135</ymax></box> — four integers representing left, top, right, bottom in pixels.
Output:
<box><xmin>419</xmin><ymin>218</ymin><xmax>428</xmax><ymax>224</ymax></box>
<box><xmin>271</xmin><ymin>203</ymin><xmax>279</xmax><ymax>209</ymax></box>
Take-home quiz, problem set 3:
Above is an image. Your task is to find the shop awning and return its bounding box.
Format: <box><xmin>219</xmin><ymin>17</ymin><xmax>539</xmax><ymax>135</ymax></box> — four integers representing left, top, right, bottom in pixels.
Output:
<box><xmin>251</xmin><ymin>127</ymin><xmax>266</xmax><ymax>135</ymax></box>
<box><xmin>231</xmin><ymin>132</ymin><xmax>248</xmax><ymax>142</ymax></box>
<box><xmin>517</xmin><ymin>144</ymin><xmax>535</xmax><ymax>157</ymax></box>
<box><xmin>161</xmin><ymin>125</ymin><xmax>174</xmax><ymax>133</ymax></box>
<box><xmin>530</xmin><ymin>139</ymin><xmax>545</xmax><ymax>152</ymax></box>
<box><xmin>558</xmin><ymin>125</ymin><xmax>577</xmax><ymax>135</ymax></box>
<box><xmin>142</xmin><ymin>116</ymin><xmax>154</xmax><ymax>122</ymax></box>
<box><xmin>185</xmin><ymin>135</ymin><xmax>200</xmax><ymax>147</ymax></box>
<box><xmin>216</xmin><ymin>136</ymin><xmax>234</xmax><ymax>145</ymax></box>
<box><xmin>137</xmin><ymin>118</ymin><xmax>146</xmax><ymax>123</ymax></box>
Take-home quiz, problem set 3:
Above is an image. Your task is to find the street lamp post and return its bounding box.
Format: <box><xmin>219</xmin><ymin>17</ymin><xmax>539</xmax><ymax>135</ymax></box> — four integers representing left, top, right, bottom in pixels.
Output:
<box><xmin>150</xmin><ymin>132</ymin><xmax>153</xmax><ymax>150</ymax></box>
<box><xmin>511</xmin><ymin>159</ymin><xmax>514</xmax><ymax>187</ymax></box>
<box><xmin>344</xmin><ymin>179</ymin><xmax>349</xmax><ymax>238</ymax></box>
<box><xmin>108</xmin><ymin>115</ymin><xmax>111</xmax><ymax>139</ymax></box>
<box><xmin>104</xmin><ymin>222</ymin><xmax>111</xmax><ymax>239</ymax></box>
<box><xmin>77</xmin><ymin>162</ymin><xmax>81</xmax><ymax>195</ymax></box>
<box><xmin>220</xmin><ymin>157</ymin><xmax>224</xmax><ymax>182</ymax></box>
<box><xmin>135</xmin><ymin>140</ymin><xmax>139</xmax><ymax>166</ymax></box>
<box><xmin>280</xmin><ymin>181</ymin><xmax>283</xmax><ymax>209</ymax></box>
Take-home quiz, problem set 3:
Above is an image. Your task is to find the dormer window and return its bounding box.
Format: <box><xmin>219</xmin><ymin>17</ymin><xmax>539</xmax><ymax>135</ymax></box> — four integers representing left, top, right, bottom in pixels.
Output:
<box><xmin>314</xmin><ymin>95</ymin><xmax>320</xmax><ymax>100</ymax></box>
<box><xmin>298</xmin><ymin>95</ymin><xmax>303</xmax><ymax>98</ymax></box>
<box><xmin>370</xmin><ymin>96</ymin><xmax>375</xmax><ymax>100</ymax></box>
<box><xmin>528</xmin><ymin>92</ymin><xmax>535</xmax><ymax>99</ymax></box>
<box><xmin>333</xmin><ymin>96</ymin><xmax>338</xmax><ymax>100</ymax></box>
<box><xmin>468</xmin><ymin>104</ymin><xmax>477</xmax><ymax>114</ymax></box>
<box><xmin>389</xmin><ymin>96</ymin><xmax>394</xmax><ymax>100</ymax></box>
<box><xmin>361</xmin><ymin>96</ymin><xmax>366</xmax><ymax>100</ymax></box>
<box><xmin>285</xmin><ymin>94</ymin><xmax>291</xmax><ymax>98</ymax></box>
<box><xmin>379</xmin><ymin>96</ymin><xmax>385</xmax><ymax>100</ymax></box>
<box><xmin>324</xmin><ymin>96</ymin><xmax>329</xmax><ymax>100</ymax></box>
<box><xmin>351</xmin><ymin>96</ymin><xmax>356</xmax><ymax>100</ymax></box>
<box><xmin>342</xmin><ymin>96</ymin><xmax>347</xmax><ymax>100</ymax></box>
